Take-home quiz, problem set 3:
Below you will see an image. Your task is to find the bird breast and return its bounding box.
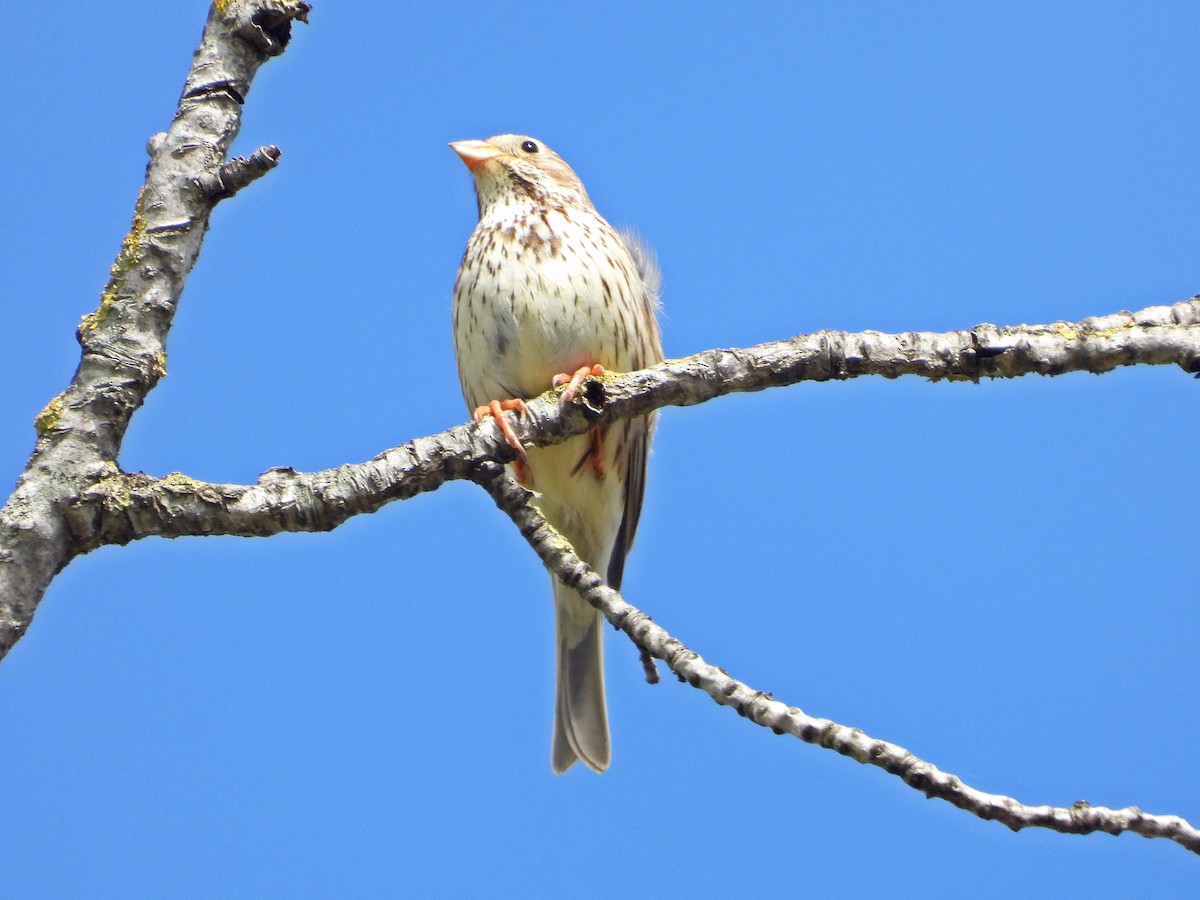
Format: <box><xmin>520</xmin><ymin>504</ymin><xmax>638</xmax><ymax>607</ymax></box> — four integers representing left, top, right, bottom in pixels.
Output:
<box><xmin>455</xmin><ymin>205</ymin><xmax>642</xmax><ymax>406</ymax></box>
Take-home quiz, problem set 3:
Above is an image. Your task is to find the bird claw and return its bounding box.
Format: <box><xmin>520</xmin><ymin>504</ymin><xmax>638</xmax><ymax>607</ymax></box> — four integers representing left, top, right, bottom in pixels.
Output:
<box><xmin>553</xmin><ymin>364</ymin><xmax>607</xmax><ymax>406</ymax></box>
<box><xmin>473</xmin><ymin>399</ymin><xmax>532</xmax><ymax>484</ymax></box>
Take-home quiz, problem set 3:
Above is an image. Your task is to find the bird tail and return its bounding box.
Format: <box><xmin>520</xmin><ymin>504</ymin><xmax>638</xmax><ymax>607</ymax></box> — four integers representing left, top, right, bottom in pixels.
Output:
<box><xmin>551</xmin><ymin>580</ymin><xmax>610</xmax><ymax>774</ymax></box>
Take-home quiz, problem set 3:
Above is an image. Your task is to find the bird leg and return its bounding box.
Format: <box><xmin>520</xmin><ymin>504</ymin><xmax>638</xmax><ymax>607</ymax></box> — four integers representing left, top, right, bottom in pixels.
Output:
<box><xmin>568</xmin><ymin>427</ymin><xmax>608</xmax><ymax>479</ymax></box>
<box><xmin>587</xmin><ymin>427</ymin><xmax>606</xmax><ymax>477</ymax></box>
<box><xmin>553</xmin><ymin>364</ymin><xmax>607</xmax><ymax>406</ymax></box>
<box><xmin>555</xmin><ymin>365</ymin><xmax>609</xmax><ymax>477</ymax></box>
<box><xmin>473</xmin><ymin>398</ymin><xmax>531</xmax><ymax>484</ymax></box>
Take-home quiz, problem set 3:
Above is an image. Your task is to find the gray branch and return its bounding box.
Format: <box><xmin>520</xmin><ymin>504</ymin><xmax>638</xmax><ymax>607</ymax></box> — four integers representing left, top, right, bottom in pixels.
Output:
<box><xmin>0</xmin><ymin>0</ymin><xmax>310</xmax><ymax>655</ymax></box>
<box><xmin>469</xmin><ymin>460</ymin><xmax>1200</xmax><ymax>855</ymax></box>
<box><xmin>9</xmin><ymin>294</ymin><xmax>1199</xmax><ymax>651</ymax></box>
<box><xmin>196</xmin><ymin>144</ymin><xmax>282</xmax><ymax>200</ymax></box>
<box><xmin>43</xmin><ymin>293</ymin><xmax>1199</xmax><ymax>554</ymax></box>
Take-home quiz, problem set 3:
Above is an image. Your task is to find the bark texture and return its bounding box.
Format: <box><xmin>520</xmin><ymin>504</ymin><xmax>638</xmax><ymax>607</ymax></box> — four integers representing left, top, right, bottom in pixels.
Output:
<box><xmin>0</xmin><ymin>0</ymin><xmax>309</xmax><ymax>656</ymax></box>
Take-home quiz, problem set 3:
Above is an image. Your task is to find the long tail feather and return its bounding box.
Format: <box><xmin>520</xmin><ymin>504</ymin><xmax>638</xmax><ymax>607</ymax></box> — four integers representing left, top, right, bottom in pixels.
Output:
<box><xmin>551</xmin><ymin>580</ymin><xmax>610</xmax><ymax>774</ymax></box>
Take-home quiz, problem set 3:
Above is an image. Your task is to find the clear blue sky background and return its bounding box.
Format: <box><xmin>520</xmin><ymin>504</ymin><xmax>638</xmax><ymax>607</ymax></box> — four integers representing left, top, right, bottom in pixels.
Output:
<box><xmin>2</xmin><ymin>2</ymin><xmax>1197</xmax><ymax>895</ymax></box>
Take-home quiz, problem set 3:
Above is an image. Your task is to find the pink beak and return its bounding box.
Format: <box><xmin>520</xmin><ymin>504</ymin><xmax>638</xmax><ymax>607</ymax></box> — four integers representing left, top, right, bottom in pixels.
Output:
<box><xmin>450</xmin><ymin>139</ymin><xmax>503</xmax><ymax>173</ymax></box>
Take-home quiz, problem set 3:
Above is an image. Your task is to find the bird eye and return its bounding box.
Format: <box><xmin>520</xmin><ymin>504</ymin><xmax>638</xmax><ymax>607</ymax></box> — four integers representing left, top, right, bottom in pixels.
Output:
<box><xmin>520</xmin><ymin>140</ymin><xmax>539</xmax><ymax>153</ymax></box>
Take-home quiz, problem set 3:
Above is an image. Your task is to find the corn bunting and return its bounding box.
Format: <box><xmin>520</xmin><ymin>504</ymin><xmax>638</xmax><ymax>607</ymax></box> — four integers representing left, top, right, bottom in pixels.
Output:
<box><xmin>451</xmin><ymin>134</ymin><xmax>663</xmax><ymax>773</ymax></box>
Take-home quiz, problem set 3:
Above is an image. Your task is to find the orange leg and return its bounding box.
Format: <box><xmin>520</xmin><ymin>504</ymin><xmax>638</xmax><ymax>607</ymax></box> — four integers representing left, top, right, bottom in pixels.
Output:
<box><xmin>570</xmin><ymin>426</ymin><xmax>609</xmax><ymax>478</ymax></box>
<box><xmin>473</xmin><ymin>399</ymin><xmax>531</xmax><ymax>484</ymax></box>
<box><xmin>552</xmin><ymin>364</ymin><xmax>607</xmax><ymax>406</ymax></box>
<box><xmin>588</xmin><ymin>427</ymin><xmax>606</xmax><ymax>477</ymax></box>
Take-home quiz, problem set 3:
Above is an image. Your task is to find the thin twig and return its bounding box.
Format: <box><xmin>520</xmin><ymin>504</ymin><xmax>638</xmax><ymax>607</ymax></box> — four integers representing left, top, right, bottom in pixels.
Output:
<box><xmin>469</xmin><ymin>460</ymin><xmax>1200</xmax><ymax>855</ymax></box>
<box><xmin>196</xmin><ymin>145</ymin><xmax>282</xmax><ymax>199</ymax></box>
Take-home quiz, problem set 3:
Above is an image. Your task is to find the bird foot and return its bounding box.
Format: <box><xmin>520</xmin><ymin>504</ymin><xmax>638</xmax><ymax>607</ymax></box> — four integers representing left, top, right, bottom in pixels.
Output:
<box><xmin>553</xmin><ymin>364</ymin><xmax>607</xmax><ymax>406</ymax></box>
<box><xmin>473</xmin><ymin>399</ymin><xmax>531</xmax><ymax>484</ymax></box>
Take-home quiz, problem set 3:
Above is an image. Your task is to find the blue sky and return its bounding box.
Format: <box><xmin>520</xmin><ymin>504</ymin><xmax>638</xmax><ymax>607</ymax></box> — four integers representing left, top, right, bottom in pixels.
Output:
<box><xmin>2</xmin><ymin>1</ymin><xmax>1198</xmax><ymax>895</ymax></box>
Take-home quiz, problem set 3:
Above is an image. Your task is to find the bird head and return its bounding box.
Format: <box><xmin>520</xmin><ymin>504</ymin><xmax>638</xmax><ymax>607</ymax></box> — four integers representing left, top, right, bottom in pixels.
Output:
<box><xmin>450</xmin><ymin>134</ymin><xmax>593</xmax><ymax>215</ymax></box>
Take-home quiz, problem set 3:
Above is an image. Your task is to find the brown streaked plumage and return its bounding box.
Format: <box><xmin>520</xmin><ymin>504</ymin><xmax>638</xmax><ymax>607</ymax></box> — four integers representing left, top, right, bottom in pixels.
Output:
<box><xmin>450</xmin><ymin>134</ymin><xmax>663</xmax><ymax>773</ymax></box>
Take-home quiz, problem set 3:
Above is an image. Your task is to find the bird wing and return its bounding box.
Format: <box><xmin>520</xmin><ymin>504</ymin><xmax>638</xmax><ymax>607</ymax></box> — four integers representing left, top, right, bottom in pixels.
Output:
<box><xmin>619</xmin><ymin>228</ymin><xmax>664</xmax><ymax>346</ymax></box>
<box><xmin>607</xmin><ymin>229</ymin><xmax>665</xmax><ymax>591</ymax></box>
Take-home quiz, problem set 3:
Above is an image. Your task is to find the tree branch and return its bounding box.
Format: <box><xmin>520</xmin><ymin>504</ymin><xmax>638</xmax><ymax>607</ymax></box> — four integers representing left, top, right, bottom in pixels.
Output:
<box><xmin>0</xmin><ymin>0</ymin><xmax>309</xmax><ymax>657</ymax></box>
<box><xmin>7</xmin><ymin>286</ymin><xmax>1198</xmax><ymax>658</ymax></box>
<box><xmin>468</xmin><ymin>460</ymin><xmax>1200</xmax><ymax>855</ymax></box>
<box><xmin>196</xmin><ymin>144</ymin><xmax>282</xmax><ymax>200</ymax></box>
<box><xmin>57</xmin><ymin>294</ymin><xmax>1200</xmax><ymax>552</ymax></box>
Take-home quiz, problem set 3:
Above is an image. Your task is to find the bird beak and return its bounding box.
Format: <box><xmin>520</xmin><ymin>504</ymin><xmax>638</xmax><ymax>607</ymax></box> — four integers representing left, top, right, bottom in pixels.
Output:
<box><xmin>450</xmin><ymin>140</ymin><xmax>504</xmax><ymax>173</ymax></box>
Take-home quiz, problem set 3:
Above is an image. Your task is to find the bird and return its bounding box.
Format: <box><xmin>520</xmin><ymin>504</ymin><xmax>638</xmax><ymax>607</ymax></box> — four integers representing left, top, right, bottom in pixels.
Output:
<box><xmin>450</xmin><ymin>134</ymin><xmax>663</xmax><ymax>773</ymax></box>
